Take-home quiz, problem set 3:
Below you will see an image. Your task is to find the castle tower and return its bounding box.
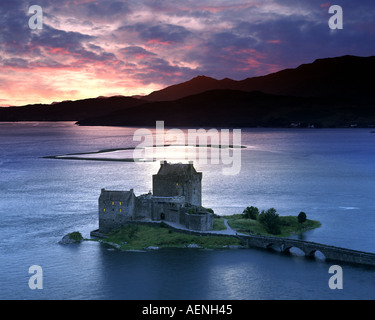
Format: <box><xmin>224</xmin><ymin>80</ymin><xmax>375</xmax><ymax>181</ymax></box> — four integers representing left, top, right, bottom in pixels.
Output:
<box><xmin>98</xmin><ymin>188</ymin><xmax>137</xmax><ymax>233</ymax></box>
<box><xmin>152</xmin><ymin>161</ymin><xmax>202</xmax><ymax>207</ymax></box>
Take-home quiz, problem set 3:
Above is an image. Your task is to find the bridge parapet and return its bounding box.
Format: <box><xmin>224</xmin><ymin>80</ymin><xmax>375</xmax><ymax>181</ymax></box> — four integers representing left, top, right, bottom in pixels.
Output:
<box><xmin>238</xmin><ymin>234</ymin><xmax>375</xmax><ymax>266</ymax></box>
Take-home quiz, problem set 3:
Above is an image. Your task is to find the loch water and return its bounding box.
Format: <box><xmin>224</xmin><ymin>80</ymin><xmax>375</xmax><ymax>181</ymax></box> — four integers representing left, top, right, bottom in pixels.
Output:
<box><xmin>0</xmin><ymin>122</ymin><xmax>375</xmax><ymax>300</ymax></box>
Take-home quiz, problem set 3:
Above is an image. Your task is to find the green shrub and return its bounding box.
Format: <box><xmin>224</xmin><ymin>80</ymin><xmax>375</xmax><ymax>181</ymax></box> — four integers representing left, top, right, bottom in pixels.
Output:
<box><xmin>298</xmin><ymin>211</ymin><xmax>307</xmax><ymax>224</ymax></box>
<box><xmin>188</xmin><ymin>208</ymin><xmax>196</xmax><ymax>214</ymax></box>
<box><xmin>200</xmin><ymin>207</ymin><xmax>214</xmax><ymax>213</ymax></box>
<box><xmin>258</xmin><ymin>208</ymin><xmax>281</xmax><ymax>235</ymax></box>
<box><xmin>243</xmin><ymin>206</ymin><xmax>259</xmax><ymax>220</ymax></box>
<box><xmin>68</xmin><ymin>231</ymin><xmax>83</xmax><ymax>242</ymax></box>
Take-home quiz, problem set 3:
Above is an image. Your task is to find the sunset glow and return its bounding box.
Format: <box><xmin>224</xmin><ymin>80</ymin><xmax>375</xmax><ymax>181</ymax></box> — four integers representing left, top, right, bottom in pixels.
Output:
<box><xmin>1</xmin><ymin>0</ymin><xmax>374</xmax><ymax>106</ymax></box>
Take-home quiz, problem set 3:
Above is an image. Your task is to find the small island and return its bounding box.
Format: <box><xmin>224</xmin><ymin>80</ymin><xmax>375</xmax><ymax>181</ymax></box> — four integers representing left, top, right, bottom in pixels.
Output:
<box><xmin>83</xmin><ymin>208</ymin><xmax>320</xmax><ymax>251</ymax></box>
<box><xmin>224</xmin><ymin>207</ymin><xmax>321</xmax><ymax>237</ymax></box>
<box><xmin>60</xmin><ymin>162</ymin><xmax>321</xmax><ymax>251</ymax></box>
<box><xmin>59</xmin><ymin>231</ymin><xmax>84</xmax><ymax>244</ymax></box>
<box><xmin>96</xmin><ymin>222</ymin><xmax>244</xmax><ymax>251</ymax></box>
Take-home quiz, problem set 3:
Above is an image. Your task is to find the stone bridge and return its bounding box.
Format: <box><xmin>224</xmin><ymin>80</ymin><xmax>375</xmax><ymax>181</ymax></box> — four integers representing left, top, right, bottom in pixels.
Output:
<box><xmin>92</xmin><ymin>220</ymin><xmax>375</xmax><ymax>267</ymax></box>
<box><xmin>238</xmin><ymin>234</ymin><xmax>375</xmax><ymax>266</ymax></box>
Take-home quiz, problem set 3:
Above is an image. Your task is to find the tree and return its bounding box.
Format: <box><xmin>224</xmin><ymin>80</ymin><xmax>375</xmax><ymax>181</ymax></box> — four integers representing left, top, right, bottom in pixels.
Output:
<box><xmin>298</xmin><ymin>211</ymin><xmax>307</xmax><ymax>224</ymax></box>
<box><xmin>258</xmin><ymin>208</ymin><xmax>281</xmax><ymax>235</ymax></box>
<box><xmin>243</xmin><ymin>206</ymin><xmax>259</xmax><ymax>220</ymax></box>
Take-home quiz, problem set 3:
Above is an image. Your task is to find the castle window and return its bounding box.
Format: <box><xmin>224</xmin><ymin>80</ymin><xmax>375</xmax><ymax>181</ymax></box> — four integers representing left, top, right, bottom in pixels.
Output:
<box><xmin>103</xmin><ymin>208</ymin><xmax>106</xmax><ymax>212</ymax></box>
<box><xmin>120</xmin><ymin>209</ymin><xmax>122</xmax><ymax>213</ymax></box>
<box><xmin>112</xmin><ymin>202</ymin><xmax>114</xmax><ymax>205</ymax></box>
<box><xmin>119</xmin><ymin>202</ymin><xmax>122</xmax><ymax>206</ymax></box>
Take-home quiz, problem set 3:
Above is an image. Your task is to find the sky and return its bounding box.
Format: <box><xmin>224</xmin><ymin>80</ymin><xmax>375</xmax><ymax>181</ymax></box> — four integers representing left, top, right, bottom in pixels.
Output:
<box><xmin>1</xmin><ymin>0</ymin><xmax>375</xmax><ymax>106</ymax></box>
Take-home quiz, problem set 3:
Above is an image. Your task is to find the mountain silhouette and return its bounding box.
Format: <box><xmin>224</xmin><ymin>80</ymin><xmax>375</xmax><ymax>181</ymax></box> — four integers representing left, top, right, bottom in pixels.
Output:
<box><xmin>77</xmin><ymin>89</ymin><xmax>375</xmax><ymax>128</ymax></box>
<box><xmin>144</xmin><ymin>55</ymin><xmax>375</xmax><ymax>101</ymax></box>
<box><xmin>144</xmin><ymin>75</ymin><xmax>237</xmax><ymax>101</ymax></box>
<box><xmin>0</xmin><ymin>96</ymin><xmax>144</xmax><ymax>121</ymax></box>
<box><xmin>1</xmin><ymin>55</ymin><xmax>375</xmax><ymax>127</ymax></box>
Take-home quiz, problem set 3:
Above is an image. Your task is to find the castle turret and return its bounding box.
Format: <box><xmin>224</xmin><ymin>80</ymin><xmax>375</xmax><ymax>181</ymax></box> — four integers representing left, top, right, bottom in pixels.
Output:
<box><xmin>152</xmin><ymin>161</ymin><xmax>202</xmax><ymax>207</ymax></box>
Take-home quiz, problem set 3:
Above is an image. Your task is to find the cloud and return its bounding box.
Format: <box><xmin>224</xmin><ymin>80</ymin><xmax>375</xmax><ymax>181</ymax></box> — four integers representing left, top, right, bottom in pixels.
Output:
<box><xmin>120</xmin><ymin>46</ymin><xmax>157</xmax><ymax>59</ymax></box>
<box><xmin>118</xmin><ymin>47</ymin><xmax>198</xmax><ymax>86</ymax></box>
<box><xmin>30</xmin><ymin>24</ymin><xmax>94</xmax><ymax>50</ymax></box>
<box><xmin>86</xmin><ymin>1</ymin><xmax>130</xmax><ymax>17</ymax></box>
<box><xmin>2</xmin><ymin>58</ymin><xmax>30</xmax><ymax>68</ymax></box>
<box><xmin>1</xmin><ymin>0</ymin><xmax>375</xmax><ymax>106</ymax></box>
<box><xmin>118</xmin><ymin>23</ymin><xmax>192</xmax><ymax>45</ymax></box>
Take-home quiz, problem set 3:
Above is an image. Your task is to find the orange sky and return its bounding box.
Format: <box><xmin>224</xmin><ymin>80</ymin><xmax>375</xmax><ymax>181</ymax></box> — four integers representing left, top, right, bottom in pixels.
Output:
<box><xmin>1</xmin><ymin>0</ymin><xmax>374</xmax><ymax>106</ymax></box>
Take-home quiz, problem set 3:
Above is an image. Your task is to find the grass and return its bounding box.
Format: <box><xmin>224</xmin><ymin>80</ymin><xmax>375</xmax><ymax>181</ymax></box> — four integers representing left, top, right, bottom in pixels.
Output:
<box><xmin>213</xmin><ymin>218</ymin><xmax>227</xmax><ymax>231</ymax></box>
<box><xmin>224</xmin><ymin>215</ymin><xmax>321</xmax><ymax>237</ymax></box>
<box><xmin>92</xmin><ymin>214</ymin><xmax>321</xmax><ymax>250</ymax></box>
<box><xmin>67</xmin><ymin>231</ymin><xmax>84</xmax><ymax>242</ymax></box>
<box><xmin>100</xmin><ymin>223</ymin><xmax>243</xmax><ymax>250</ymax></box>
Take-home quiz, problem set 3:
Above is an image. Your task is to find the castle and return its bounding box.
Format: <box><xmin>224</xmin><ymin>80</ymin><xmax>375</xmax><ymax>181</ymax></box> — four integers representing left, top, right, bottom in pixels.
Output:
<box><xmin>97</xmin><ymin>161</ymin><xmax>214</xmax><ymax>233</ymax></box>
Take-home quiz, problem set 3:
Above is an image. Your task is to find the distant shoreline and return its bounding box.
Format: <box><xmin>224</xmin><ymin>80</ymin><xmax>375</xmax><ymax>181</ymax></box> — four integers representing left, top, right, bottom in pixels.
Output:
<box><xmin>1</xmin><ymin>120</ymin><xmax>375</xmax><ymax>130</ymax></box>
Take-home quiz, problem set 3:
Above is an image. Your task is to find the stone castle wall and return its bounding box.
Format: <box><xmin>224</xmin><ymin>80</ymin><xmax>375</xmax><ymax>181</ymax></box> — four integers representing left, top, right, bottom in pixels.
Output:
<box><xmin>180</xmin><ymin>210</ymin><xmax>213</xmax><ymax>231</ymax></box>
<box><xmin>98</xmin><ymin>162</ymin><xmax>212</xmax><ymax>233</ymax></box>
<box><xmin>99</xmin><ymin>193</ymin><xmax>213</xmax><ymax>233</ymax></box>
<box><xmin>98</xmin><ymin>192</ymin><xmax>137</xmax><ymax>233</ymax></box>
<box><xmin>152</xmin><ymin>162</ymin><xmax>202</xmax><ymax>207</ymax></box>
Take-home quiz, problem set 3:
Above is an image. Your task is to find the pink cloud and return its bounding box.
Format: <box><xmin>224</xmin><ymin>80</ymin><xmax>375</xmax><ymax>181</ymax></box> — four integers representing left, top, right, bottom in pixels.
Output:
<box><xmin>45</xmin><ymin>47</ymin><xmax>75</xmax><ymax>55</ymax></box>
<box><xmin>146</xmin><ymin>39</ymin><xmax>173</xmax><ymax>46</ymax></box>
<box><xmin>320</xmin><ymin>2</ymin><xmax>331</xmax><ymax>9</ymax></box>
<box><xmin>195</xmin><ymin>3</ymin><xmax>259</xmax><ymax>14</ymax></box>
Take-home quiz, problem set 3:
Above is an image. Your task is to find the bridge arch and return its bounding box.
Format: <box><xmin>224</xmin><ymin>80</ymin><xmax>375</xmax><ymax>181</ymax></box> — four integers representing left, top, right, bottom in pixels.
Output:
<box><xmin>306</xmin><ymin>249</ymin><xmax>326</xmax><ymax>260</ymax></box>
<box><xmin>282</xmin><ymin>245</ymin><xmax>305</xmax><ymax>256</ymax></box>
<box><xmin>265</xmin><ymin>243</ymin><xmax>282</xmax><ymax>252</ymax></box>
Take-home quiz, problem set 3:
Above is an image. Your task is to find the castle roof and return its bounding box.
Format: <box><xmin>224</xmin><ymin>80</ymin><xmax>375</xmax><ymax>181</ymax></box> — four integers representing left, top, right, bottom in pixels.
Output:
<box><xmin>156</xmin><ymin>162</ymin><xmax>199</xmax><ymax>176</ymax></box>
<box><xmin>99</xmin><ymin>189</ymin><xmax>135</xmax><ymax>201</ymax></box>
